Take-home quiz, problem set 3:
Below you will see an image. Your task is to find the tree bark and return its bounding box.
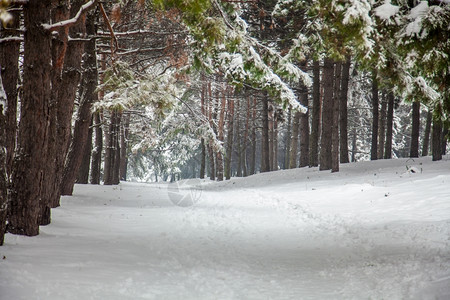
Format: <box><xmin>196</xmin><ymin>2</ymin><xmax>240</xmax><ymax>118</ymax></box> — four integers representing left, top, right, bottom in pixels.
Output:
<box><xmin>299</xmin><ymin>88</ymin><xmax>309</xmax><ymax>168</ymax></box>
<box><xmin>284</xmin><ymin>107</ymin><xmax>292</xmax><ymax>169</ymax></box>
<box><xmin>409</xmin><ymin>101</ymin><xmax>420</xmax><ymax>158</ymax></box>
<box><xmin>422</xmin><ymin>110</ymin><xmax>432</xmax><ymax>156</ymax></box>
<box><xmin>370</xmin><ymin>71</ymin><xmax>379</xmax><ymax>161</ymax></box>
<box><xmin>378</xmin><ymin>94</ymin><xmax>387</xmax><ymax>159</ymax></box>
<box><xmin>249</xmin><ymin>97</ymin><xmax>257</xmax><ymax>175</ymax></box>
<box><xmin>339</xmin><ymin>57</ymin><xmax>350</xmax><ymax>164</ymax></box>
<box><xmin>431</xmin><ymin>113</ymin><xmax>442</xmax><ymax>161</ymax></box>
<box><xmin>319</xmin><ymin>58</ymin><xmax>334</xmax><ymax>171</ymax></box>
<box><xmin>216</xmin><ymin>85</ymin><xmax>226</xmax><ymax>181</ymax></box>
<box><xmin>310</xmin><ymin>60</ymin><xmax>321</xmax><ymax>167</ymax></box>
<box><xmin>261</xmin><ymin>93</ymin><xmax>270</xmax><ymax>172</ymax></box>
<box><xmin>272</xmin><ymin>109</ymin><xmax>279</xmax><ymax>171</ymax></box>
<box><xmin>90</xmin><ymin>112</ymin><xmax>103</xmax><ymax>184</ymax></box>
<box><xmin>289</xmin><ymin>111</ymin><xmax>300</xmax><ymax>169</ymax></box>
<box><xmin>8</xmin><ymin>0</ymin><xmax>52</xmax><ymax>236</ymax></box>
<box><xmin>76</xmin><ymin>118</ymin><xmax>93</xmax><ymax>184</ymax></box>
<box><xmin>332</xmin><ymin>62</ymin><xmax>341</xmax><ymax>173</ymax></box>
<box><xmin>120</xmin><ymin>113</ymin><xmax>130</xmax><ymax>181</ymax></box>
<box><xmin>384</xmin><ymin>91</ymin><xmax>394</xmax><ymax>159</ymax></box>
<box><xmin>0</xmin><ymin>70</ymin><xmax>8</xmax><ymax>245</ymax></box>
<box><xmin>225</xmin><ymin>97</ymin><xmax>234</xmax><ymax>180</ymax></box>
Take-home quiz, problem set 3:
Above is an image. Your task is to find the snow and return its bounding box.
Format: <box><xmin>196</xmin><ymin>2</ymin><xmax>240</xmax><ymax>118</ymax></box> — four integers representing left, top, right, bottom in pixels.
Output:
<box><xmin>1</xmin><ymin>156</ymin><xmax>450</xmax><ymax>299</ymax></box>
<box><xmin>374</xmin><ymin>0</ymin><xmax>400</xmax><ymax>21</ymax></box>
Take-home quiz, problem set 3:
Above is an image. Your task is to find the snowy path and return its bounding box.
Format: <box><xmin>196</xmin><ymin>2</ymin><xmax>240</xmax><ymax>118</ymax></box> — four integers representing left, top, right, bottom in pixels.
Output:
<box><xmin>1</xmin><ymin>157</ymin><xmax>450</xmax><ymax>299</ymax></box>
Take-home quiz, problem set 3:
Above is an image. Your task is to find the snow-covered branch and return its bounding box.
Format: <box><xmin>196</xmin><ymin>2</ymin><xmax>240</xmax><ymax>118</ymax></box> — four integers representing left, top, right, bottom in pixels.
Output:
<box><xmin>42</xmin><ymin>0</ymin><xmax>97</xmax><ymax>31</ymax></box>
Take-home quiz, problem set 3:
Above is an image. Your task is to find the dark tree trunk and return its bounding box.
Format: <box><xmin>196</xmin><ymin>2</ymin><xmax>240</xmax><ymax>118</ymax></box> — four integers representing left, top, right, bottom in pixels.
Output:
<box><xmin>261</xmin><ymin>93</ymin><xmax>270</xmax><ymax>172</ymax></box>
<box><xmin>384</xmin><ymin>91</ymin><xmax>394</xmax><ymax>159</ymax></box>
<box><xmin>216</xmin><ymin>88</ymin><xmax>226</xmax><ymax>182</ymax></box>
<box><xmin>8</xmin><ymin>0</ymin><xmax>52</xmax><ymax>236</ymax></box>
<box><xmin>103</xmin><ymin>114</ymin><xmax>114</xmax><ymax>185</ymax></box>
<box><xmin>422</xmin><ymin>110</ymin><xmax>432</xmax><ymax>156</ymax></box>
<box><xmin>0</xmin><ymin>72</ymin><xmax>8</xmax><ymax>245</ymax></box>
<box><xmin>410</xmin><ymin>101</ymin><xmax>420</xmax><ymax>158</ymax></box>
<box><xmin>61</xmin><ymin>10</ymin><xmax>98</xmax><ymax>194</ymax></box>
<box><xmin>90</xmin><ymin>112</ymin><xmax>103</xmax><ymax>184</ymax></box>
<box><xmin>200</xmin><ymin>139</ymin><xmax>206</xmax><ymax>179</ymax></box>
<box><xmin>120</xmin><ymin>113</ymin><xmax>130</xmax><ymax>181</ymax></box>
<box><xmin>320</xmin><ymin>58</ymin><xmax>334</xmax><ymax>171</ymax></box>
<box><xmin>225</xmin><ymin>98</ymin><xmax>234</xmax><ymax>180</ymax></box>
<box><xmin>289</xmin><ymin>111</ymin><xmax>300</xmax><ymax>169</ymax></box>
<box><xmin>112</xmin><ymin>113</ymin><xmax>122</xmax><ymax>185</ymax></box>
<box><xmin>76</xmin><ymin>117</ymin><xmax>93</xmax><ymax>184</ymax></box>
<box><xmin>371</xmin><ymin>71</ymin><xmax>379</xmax><ymax>161</ymax></box>
<box><xmin>431</xmin><ymin>114</ymin><xmax>442</xmax><ymax>161</ymax></box>
<box><xmin>299</xmin><ymin>88</ymin><xmax>309</xmax><ymax>168</ymax></box>
<box><xmin>339</xmin><ymin>57</ymin><xmax>350</xmax><ymax>164</ymax></box>
<box><xmin>208</xmin><ymin>144</ymin><xmax>215</xmax><ymax>180</ymax></box>
<box><xmin>236</xmin><ymin>98</ymin><xmax>242</xmax><ymax>177</ymax></box>
<box><xmin>332</xmin><ymin>62</ymin><xmax>341</xmax><ymax>173</ymax></box>
<box><xmin>441</xmin><ymin>127</ymin><xmax>448</xmax><ymax>155</ymax></box>
<box><xmin>0</xmin><ymin>8</ymin><xmax>20</xmax><ymax>177</ymax></box>
<box><xmin>284</xmin><ymin>107</ymin><xmax>292</xmax><ymax>169</ymax></box>
<box><xmin>351</xmin><ymin>127</ymin><xmax>357</xmax><ymax>162</ymax></box>
<box><xmin>378</xmin><ymin>94</ymin><xmax>387</xmax><ymax>159</ymax></box>
<box><xmin>272</xmin><ymin>110</ymin><xmax>278</xmax><ymax>171</ymax></box>
<box><xmin>243</xmin><ymin>97</ymin><xmax>250</xmax><ymax>175</ymax></box>
<box><xmin>310</xmin><ymin>60</ymin><xmax>321</xmax><ymax>167</ymax></box>
<box><xmin>249</xmin><ymin>97</ymin><xmax>257</xmax><ymax>175</ymax></box>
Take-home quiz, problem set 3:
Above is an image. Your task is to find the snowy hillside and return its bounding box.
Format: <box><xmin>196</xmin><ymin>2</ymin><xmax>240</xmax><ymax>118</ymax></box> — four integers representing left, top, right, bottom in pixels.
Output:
<box><xmin>1</xmin><ymin>156</ymin><xmax>449</xmax><ymax>299</ymax></box>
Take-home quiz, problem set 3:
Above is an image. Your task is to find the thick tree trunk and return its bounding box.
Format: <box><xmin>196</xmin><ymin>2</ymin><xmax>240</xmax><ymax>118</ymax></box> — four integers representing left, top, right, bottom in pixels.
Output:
<box><xmin>319</xmin><ymin>58</ymin><xmax>334</xmax><ymax>171</ymax></box>
<box><xmin>422</xmin><ymin>110</ymin><xmax>432</xmax><ymax>156</ymax></box>
<box><xmin>225</xmin><ymin>98</ymin><xmax>234</xmax><ymax>180</ymax></box>
<box><xmin>378</xmin><ymin>94</ymin><xmax>387</xmax><ymax>159</ymax></box>
<box><xmin>310</xmin><ymin>60</ymin><xmax>321</xmax><ymax>167</ymax></box>
<box><xmin>339</xmin><ymin>57</ymin><xmax>350</xmax><ymax>164</ymax></box>
<box><xmin>0</xmin><ymin>9</ymin><xmax>20</xmax><ymax>177</ymax></box>
<box><xmin>371</xmin><ymin>71</ymin><xmax>379</xmax><ymax>161</ymax></box>
<box><xmin>76</xmin><ymin>118</ymin><xmax>93</xmax><ymax>184</ymax></box>
<box><xmin>431</xmin><ymin>114</ymin><xmax>442</xmax><ymax>161</ymax></box>
<box><xmin>61</xmin><ymin>10</ymin><xmax>98</xmax><ymax>194</ymax></box>
<box><xmin>8</xmin><ymin>0</ymin><xmax>52</xmax><ymax>236</ymax></box>
<box><xmin>0</xmin><ymin>71</ymin><xmax>8</xmax><ymax>245</ymax></box>
<box><xmin>289</xmin><ymin>111</ymin><xmax>300</xmax><ymax>169</ymax></box>
<box><xmin>332</xmin><ymin>62</ymin><xmax>341</xmax><ymax>173</ymax></box>
<box><xmin>299</xmin><ymin>88</ymin><xmax>309</xmax><ymax>168</ymax></box>
<box><xmin>261</xmin><ymin>93</ymin><xmax>270</xmax><ymax>172</ymax></box>
<box><xmin>409</xmin><ymin>102</ymin><xmax>420</xmax><ymax>158</ymax></box>
<box><xmin>384</xmin><ymin>91</ymin><xmax>394</xmax><ymax>159</ymax></box>
<box><xmin>90</xmin><ymin>112</ymin><xmax>103</xmax><ymax>184</ymax></box>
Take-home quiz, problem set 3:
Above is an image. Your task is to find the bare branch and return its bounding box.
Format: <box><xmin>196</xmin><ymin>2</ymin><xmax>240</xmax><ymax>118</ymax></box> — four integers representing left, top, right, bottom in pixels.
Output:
<box><xmin>0</xmin><ymin>37</ymin><xmax>22</xmax><ymax>43</ymax></box>
<box><xmin>42</xmin><ymin>0</ymin><xmax>97</xmax><ymax>31</ymax></box>
<box><xmin>99</xmin><ymin>2</ymin><xmax>118</xmax><ymax>55</ymax></box>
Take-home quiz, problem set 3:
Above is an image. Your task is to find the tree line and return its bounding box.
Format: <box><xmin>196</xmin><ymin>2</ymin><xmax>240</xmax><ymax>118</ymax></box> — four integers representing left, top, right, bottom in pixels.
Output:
<box><xmin>0</xmin><ymin>0</ymin><xmax>449</xmax><ymax>244</ymax></box>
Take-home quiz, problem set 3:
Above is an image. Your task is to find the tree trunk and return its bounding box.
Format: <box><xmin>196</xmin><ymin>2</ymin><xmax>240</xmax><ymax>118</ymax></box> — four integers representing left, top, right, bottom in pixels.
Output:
<box><xmin>339</xmin><ymin>57</ymin><xmax>350</xmax><ymax>164</ymax></box>
<box><xmin>319</xmin><ymin>58</ymin><xmax>334</xmax><ymax>171</ymax></box>
<box><xmin>60</xmin><ymin>10</ymin><xmax>98</xmax><ymax>194</ymax></box>
<box><xmin>90</xmin><ymin>112</ymin><xmax>103</xmax><ymax>184</ymax></box>
<box><xmin>76</xmin><ymin>118</ymin><xmax>93</xmax><ymax>184</ymax></box>
<box><xmin>422</xmin><ymin>110</ymin><xmax>432</xmax><ymax>156</ymax></box>
<box><xmin>384</xmin><ymin>91</ymin><xmax>394</xmax><ymax>159</ymax></box>
<box><xmin>299</xmin><ymin>89</ymin><xmax>309</xmax><ymax>168</ymax></box>
<box><xmin>112</xmin><ymin>112</ymin><xmax>122</xmax><ymax>185</ymax></box>
<box><xmin>216</xmin><ymin>86</ymin><xmax>226</xmax><ymax>181</ymax></box>
<box><xmin>441</xmin><ymin>127</ymin><xmax>448</xmax><ymax>155</ymax></box>
<box><xmin>268</xmin><ymin>102</ymin><xmax>274</xmax><ymax>171</ymax></box>
<box><xmin>120</xmin><ymin>113</ymin><xmax>130</xmax><ymax>181</ymax></box>
<box><xmin>200</xmin><ymin>139</ymin><xmax>206</xmax><ymax>179</ymax></box>
<box><xmin>351</xmin><ymin>127</ymin><xmax>357</xmax><ymax>162</ymax></box>
<box><xmin>272</xmin><ymin>110</ymin><xmax>279</xmax><ymax>171</ymax></box>
<box><xmin>208</xmin><ymin>144</ymin><xmax>215</xmax><ymax>180</ymax></box>
<box><xmin>289</xmin><ymin>111</ymin><xmax>300</xmax><ymax>169</ymax></box>
<box><xmin>332</xmin><ymin>62</ymin><xmax>341</xmax><ymax>173</ymax></box>
<box><xmin>261</xmin><ymin>93</ymin><xmax>270</xmax><ymax>172</ymax></box>
<box><xmin>0</xmin><ymin>8</ymin><xmax>20</xmax><ymax>177</ymax></box>
<box><xmin>0</xmin><ymin>70</ymin><xmax>8</xmax><ymax>245</ymax></box>
<box><xmin>243</xmin><ymin>97</ymin><xmax>250</xmax><ymax>175</ymax></box>
<box><xmin>378</xmin><ymin>94</ymin><xmax>387</xmax><ymax>159</ymax></box>
<box><xmin>371</xmin><ymin>71</ymin><xmax>379</xmax><ymax>161</ymax></box>
<box><xmin>8</xmin><ymin>0</ymin><xmax>52</xmax><ymax>236</ymax></box>
<box><xmin>249</xmin><ymin>97</ymin><xmax>257</xmax><ymax>175</ymax></box>
<box><xmin>431</xmin><ymin>113</ymin><xmax>442</xmax><ymax>161</ymax></box>
<box><xmin>225</xmin><ymin>97</ymin><xmax>234</xmax><ymax>180</ymax></box>
<box><xmin>409</xmin><ymin>101</ymin><xmax>420</xmax><ymax>158</ymax></box>
<box><xmin>310</xmin><ymin>60</ymin><xmax>321</xmax><ymax>167</ymax></box>
<box><xmin>284</xmin><ymin>107</ymin><xmax>292</xmax><ymax>169</ymax></box>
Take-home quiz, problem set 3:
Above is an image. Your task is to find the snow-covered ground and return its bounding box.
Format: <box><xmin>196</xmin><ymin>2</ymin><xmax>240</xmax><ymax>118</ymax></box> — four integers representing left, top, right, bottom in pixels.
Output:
<box><xmin>1</xmin><ymin>156</ymin><xmax>449</xmax><ymax>299</ymax></box>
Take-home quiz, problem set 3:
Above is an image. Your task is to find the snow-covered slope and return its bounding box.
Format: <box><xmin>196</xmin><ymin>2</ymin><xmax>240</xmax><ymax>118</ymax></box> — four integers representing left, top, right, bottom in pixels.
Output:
<box><xmin>1</xmin><ymin>156</ymin><xmax>449</xmax><ymax>299</ymax></box>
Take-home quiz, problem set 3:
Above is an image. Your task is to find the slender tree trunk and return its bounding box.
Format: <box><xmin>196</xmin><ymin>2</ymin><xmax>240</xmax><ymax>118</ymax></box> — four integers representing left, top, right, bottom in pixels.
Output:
<box><xmin>441</xmin><ymin>127</ymin><xmax>448</xmax><ymax>155</ymax></box>
<box><xmin>208</xmin><ymin>144</ymin><xmax>216</xmax><ymax>180</ymax></box>
<box><xmin>60</xmin><ymin>10</ymin><xmax>98</xmax><ymax>194</ymax></box>
<box><xmin>371</xmin><ymin>71</ymin><xmax>379</xmax><ymax>161</ymax></box>
<box><xmin>8</xmin><ymin>0</ymin><xmax>52</xmax><ymax>236</ymax></box>
<box><xmin>112</xmin><ymin>112</ymin><xmax>121</xmax><ymax>185</ymax></box>
<box><xmin>76</xmin><ymin>118</ymin><xmax>93</xmax><ymax>184</ymax></box>
<box><xmin>272</xmin><ymin>111</ymin><xmax>278</xmax><ymax>171</ymax></box>
<box><xmin>90</xmin><ymin>112</ymin><xmax>103</xmax><ymax>184</ymax></box>
<box><xmin>320</xmin><ymin>58</ymin><xmax>334</xmax><ymax>171</ymax></box>
<box><xmin>410</xmin><ymin>101</ymin><xmax>420</xmax><ymax>158</ymax></box>
<box><xmin>243</xmin><ymin>97</ymin><xmax>250</xmax><ymax>176</ymax></box>
<box><xmin>120</xmin><ymin>113</ymin><xmax>130</xmax><ymax>181</ymax></box>
<box><xmin>310</xmin><ymin>60</ymin><xmax>321</xmax><ymax>167</ymax></box>
<box><xmin>422</xmin><ymin>110</ymin><xmax>432</xmax><ymax>156</ymax></box>
<box><xmin>299</xmin><ymin>90</ymin><xmax>309</xmax><ymax>168</ymax></box>
<box><xmin>268</xmin><ymin>103</ymin><xmax>274</xmax><ymax>171</ymax></box>
<box><xmin>249</xmin><ymin>97</ymin><xmax>257</xmax><ymax>175</ymax></box>
<box><xmin>200</xmin><ymin>139</ymin><xmax>206</xmax><ymax>179</ymax></box>
<box><xmin>225</xmin><ymin>97</ymin><xmax>234</xmax><ymax>180</ymax></box>
<box><xmin>378</xmin><ymin>94</ymin><xmax>387</xmax><ymax>159</ymax></box>
<box><xmin>216</xmin><ymin>86</ymin><xmax>226</xmax><ymax>181</ymax></box>
<box><xmin>0</xmin><ymin>8</ymin><xmax>20</xmax><ymax>177</ymax></box>
<box><xmin>261</xmin><ymin>93</ymin><xmax>270</xmax><ymax>172</ymax></box>
<box><xmin>339</xmin><ymin>57</ymin><xmax>350</xmax><ymax>164</ymax></box>
<box><xmin>284</xmin><ymin>107</ymin><xmax>292</xmax><ymax>169</ymax></box>
<box><xmin>289</xmin><ymin>111</ymin><xmax>300</xmax><ymax>169</ymax></box>
<box><xmin>384</xmin><ymin>91</ymin><xmax>394</xmax><ymax>159</ymax></box>
<box><xmin>351</xmin><ymin>127</ymin><xmax>357</xmax><ymax>162</ymax></box>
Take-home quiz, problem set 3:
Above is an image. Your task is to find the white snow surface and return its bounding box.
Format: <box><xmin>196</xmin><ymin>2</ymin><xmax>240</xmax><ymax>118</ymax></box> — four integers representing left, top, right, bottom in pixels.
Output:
<box><xmin>1</xmin><ymin>156</ymin><xmax>450</xmax><ymax>299</ymax></box>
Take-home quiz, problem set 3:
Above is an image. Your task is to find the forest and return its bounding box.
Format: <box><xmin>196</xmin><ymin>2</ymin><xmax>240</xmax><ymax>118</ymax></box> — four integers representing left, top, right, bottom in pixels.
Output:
<box><xmin>0</xmin><ymin>0</ymin><xmax>449</xmax><ymax>246</ymax></box>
